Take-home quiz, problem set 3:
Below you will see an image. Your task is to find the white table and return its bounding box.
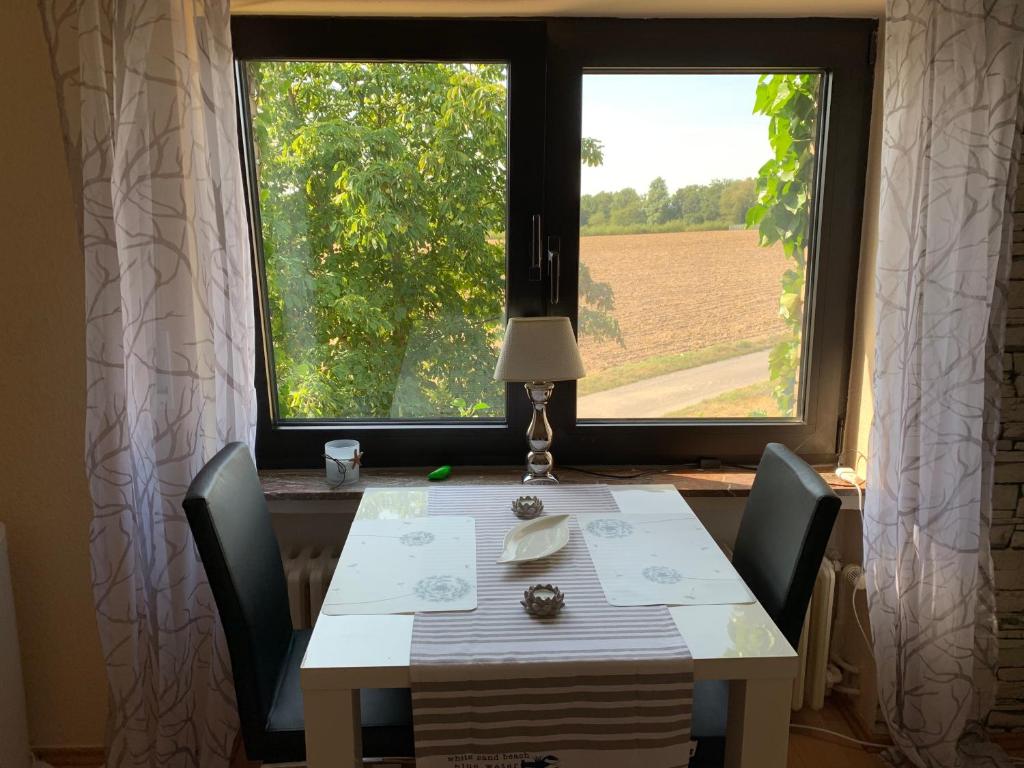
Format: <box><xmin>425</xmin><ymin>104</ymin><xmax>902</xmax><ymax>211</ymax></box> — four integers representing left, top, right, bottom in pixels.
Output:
<box><xmin>301</xmin><ymin>485</ymin><xmax>798</xmax><ymax>768</ymax></box>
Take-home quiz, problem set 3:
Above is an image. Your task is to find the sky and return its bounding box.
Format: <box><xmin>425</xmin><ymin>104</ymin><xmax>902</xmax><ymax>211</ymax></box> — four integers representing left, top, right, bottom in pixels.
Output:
<box><xmin>580</xmin><ymin>74</ymin><xmax>773</xmax><ymax>196</ymax></box>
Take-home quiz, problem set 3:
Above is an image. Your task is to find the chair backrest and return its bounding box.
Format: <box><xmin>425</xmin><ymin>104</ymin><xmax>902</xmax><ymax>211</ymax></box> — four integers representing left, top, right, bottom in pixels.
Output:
<box><xmin>183</xmin><ymin>442</ymin><xmax>292</xmax><ymax>753</ymax></box>
<box><xmin>731</xmin><ymin>443</ymin><xmax>841</xmax><ymax>649</ymax></box>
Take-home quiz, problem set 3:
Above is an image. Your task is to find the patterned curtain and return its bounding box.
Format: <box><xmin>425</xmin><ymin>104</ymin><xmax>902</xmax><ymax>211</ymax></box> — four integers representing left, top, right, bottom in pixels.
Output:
<box><xmin>37</xmin><ymin>1</ymin><xmax>255</xmax><ymax>766</ymax></box>
<box><xmin>866</xmin><ymin>2</ymin><xmax>1024</xmax><ymax>766</ymax></box>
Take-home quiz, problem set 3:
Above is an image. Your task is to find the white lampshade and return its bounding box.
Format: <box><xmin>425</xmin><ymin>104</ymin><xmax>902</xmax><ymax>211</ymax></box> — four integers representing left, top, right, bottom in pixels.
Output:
<box><xmin>494</xmin><ymin>317</ymin><xmax>586</xmax><ymax>382</ymax></box>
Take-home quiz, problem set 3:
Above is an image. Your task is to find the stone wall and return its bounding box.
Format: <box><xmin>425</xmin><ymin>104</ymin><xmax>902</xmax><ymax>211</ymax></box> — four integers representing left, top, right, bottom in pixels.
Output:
<box><xmin>993</xmin><ymin>160</ymin><xmax>1024</xmax><ymax>731</ymax></box>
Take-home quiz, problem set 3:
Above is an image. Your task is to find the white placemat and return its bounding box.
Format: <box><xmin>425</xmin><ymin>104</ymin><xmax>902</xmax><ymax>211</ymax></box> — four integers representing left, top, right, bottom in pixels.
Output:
<box><xmin>322</xmin><ymin>517</ymin><xmax>476</xmax><ymax>614</ymax></box>
<box><xmin>580</xmin><ymin>511</ymin><xmax>753</xmax><ymax>606</ymax></box>
<box><xmin>411</xmin><ymin>486</ymin><xmax>693</xmax><ymax>768</ymax></box>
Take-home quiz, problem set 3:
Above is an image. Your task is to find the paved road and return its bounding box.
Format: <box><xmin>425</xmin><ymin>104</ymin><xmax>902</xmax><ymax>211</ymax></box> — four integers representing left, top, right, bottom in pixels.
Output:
<box><xmin>577</xmin><ymin>349</ymin><xmax>771</xmax><ymax>419</ymax></box>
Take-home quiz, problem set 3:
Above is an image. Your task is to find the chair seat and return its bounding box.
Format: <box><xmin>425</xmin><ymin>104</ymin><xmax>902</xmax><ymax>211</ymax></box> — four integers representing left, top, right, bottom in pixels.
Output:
<box><xmin>262</xmin><ymin>628</ymin><xmax>415</xmax><ymax>762</ymax></box>
<box><xmin>691</xmin><ymin>679</ymin><xmax>728</xmax><ymax>738</ymax></box>
<box><xmin>360</xmin><ymin>688</ymin><xmax>415</xmax><ymax>758</ymax></box>
<box><xmin>690</xmin><ymin>736</ymin><xmax>726</xmax><ymax>768</ymax></box>
<box><xmin>690</xmin><ymin>679</ymin><xmax>729</xmax><ymax>767</ymax></box>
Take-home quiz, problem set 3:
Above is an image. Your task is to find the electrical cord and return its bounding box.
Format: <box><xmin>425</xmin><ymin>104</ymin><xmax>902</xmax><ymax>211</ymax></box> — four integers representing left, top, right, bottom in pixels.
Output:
<box><xmin>835</xmin><ymin>465</ymin><xmax>864</xmax><ymax>511</ymax></box>
<box><xmin>852</xmin><ymin>578</ymin><xmax>873</xmax><ymax>651</ymax></box>
<box><xmin>789</xmin><ymin>723</ymin><xmax>890</xmax><ymax>749</ymax></box>
<box><xmin>834</xmin><ymin>465</ymin><xmax>873</xmax><ymax>650</ymax></box>
<box><xmin>853</xmin><ymin>448</ymin><xmax>869</xmax><ymax>484</ymax></box>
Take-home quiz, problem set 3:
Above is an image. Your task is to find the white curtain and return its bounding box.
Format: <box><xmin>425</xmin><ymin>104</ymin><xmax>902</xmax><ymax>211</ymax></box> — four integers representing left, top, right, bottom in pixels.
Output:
<box><xmin>37</xmin><ymin>1</ymin><xmax>256</xmax><ymax>766</ymax></box>
<box><xmin>866</xmin><ymin>1</ymin><xmax>1024</xmax><ymax>766</ymax></box>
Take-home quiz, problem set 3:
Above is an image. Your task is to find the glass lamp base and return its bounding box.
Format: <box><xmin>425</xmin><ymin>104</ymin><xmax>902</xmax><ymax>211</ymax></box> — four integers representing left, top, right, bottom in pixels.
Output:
<box><xmin>523</xmin><ymin>469</ymin><xmax>558</xmax><ymax>484</ymax></box>
<box><xmin>522</xmin><ymin>382</ymin><xmax>560</xmax><ymax>485</ymax></box>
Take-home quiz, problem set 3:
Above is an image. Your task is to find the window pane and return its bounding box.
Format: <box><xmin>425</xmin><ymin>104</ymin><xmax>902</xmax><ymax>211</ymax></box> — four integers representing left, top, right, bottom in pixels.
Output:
<box><xmin>577</xmin><ymin>73</ymin><xmax>821</xmax><ymax>420</ymax></box>
<box><xmin>248</xmin><ymin>61</ymin><xmax>508</xmax><ymax>421</ymax></box>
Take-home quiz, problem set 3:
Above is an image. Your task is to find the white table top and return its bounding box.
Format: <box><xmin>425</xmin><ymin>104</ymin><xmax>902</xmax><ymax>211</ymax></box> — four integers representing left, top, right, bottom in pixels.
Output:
<box><xmin>302</xmin><ymin>484</ymin><xmax>798</xmax><ymax>691</ymax></box>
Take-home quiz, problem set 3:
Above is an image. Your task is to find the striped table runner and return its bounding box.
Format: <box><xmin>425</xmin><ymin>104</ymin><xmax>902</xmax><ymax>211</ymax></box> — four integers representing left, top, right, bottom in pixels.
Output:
<box><xmin>411</xmin><ymin>485</ymin><xmax>693</xmax><ymax>768</ymax></box>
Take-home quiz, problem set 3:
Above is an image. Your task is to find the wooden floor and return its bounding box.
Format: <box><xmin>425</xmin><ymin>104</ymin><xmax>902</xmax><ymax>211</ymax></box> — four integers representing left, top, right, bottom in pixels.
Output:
<box><xmin>224</xmin><ymin>699</ymin><xmax>888</xmax><ymax>768</ymax></box>
<box><xmin>223</xmin><ymin>698</ymin><xmax>1024</xmax><ymax>768</ymax></box>
<box><xmin>789</xmin><ymin>701</ymin><xmax>887</xmax><ymax>768</ymax></box>
<box><xmin>789</xmin><ymin>701</ymin><xmax>1024</xmax><ymax>768</ymax></box>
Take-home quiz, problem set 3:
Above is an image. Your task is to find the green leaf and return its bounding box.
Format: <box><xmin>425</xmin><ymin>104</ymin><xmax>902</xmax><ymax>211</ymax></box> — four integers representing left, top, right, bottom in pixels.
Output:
<box><xmin>750</xmin><ymin>73</ymin><xmax>819</xmax><ymax>415</ymax></box>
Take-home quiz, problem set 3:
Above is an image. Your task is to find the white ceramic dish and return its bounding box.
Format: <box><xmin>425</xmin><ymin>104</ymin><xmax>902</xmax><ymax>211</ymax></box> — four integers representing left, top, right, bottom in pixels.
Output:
<box><xmin>497</xmin><ymin>514</ymin><xmax>571</xmax><ymax>564</ymax></box>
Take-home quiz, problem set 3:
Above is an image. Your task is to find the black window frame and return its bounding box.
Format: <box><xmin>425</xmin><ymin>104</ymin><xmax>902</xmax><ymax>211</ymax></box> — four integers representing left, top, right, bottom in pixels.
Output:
<box><xmin>232</xmin><ymin>16</ymin><xmax>875</xmax><ymax>469</ymax></box>
<box><xmin>233</xmin><ymin>18</ymin><xmax>548</xmax><ymax>468</ymax></box>
<box><xmin>542</xmin><ymin>19</ymin><xmax>875</xmax><ymax>466</ymax></box>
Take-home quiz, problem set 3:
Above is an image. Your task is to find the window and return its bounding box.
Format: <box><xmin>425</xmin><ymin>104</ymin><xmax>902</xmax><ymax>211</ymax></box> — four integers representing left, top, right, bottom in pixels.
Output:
<box><xmin>247</xmin><ymin>60</ymin><xmax>509</xmax><ymax>422</ymax></box>
<box><xmin>575</xmin><ymin>72</ymin><xmax>821</xmax><ymax>422</ymax></box>
<box><xmin>233</xmin><ymin>17</ymin><xmax>875</xmax><ymax>468</ymax></box>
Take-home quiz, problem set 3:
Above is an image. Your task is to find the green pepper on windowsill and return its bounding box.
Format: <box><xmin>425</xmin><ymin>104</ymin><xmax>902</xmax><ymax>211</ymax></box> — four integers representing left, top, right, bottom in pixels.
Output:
<box><xmin>427</xmin><ymin>465</ymin><xmax>452</xmax><ymax>481</ymax></box>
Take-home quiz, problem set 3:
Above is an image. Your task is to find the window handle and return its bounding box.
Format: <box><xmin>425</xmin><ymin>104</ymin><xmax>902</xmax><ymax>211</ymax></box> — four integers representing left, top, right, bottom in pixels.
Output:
<box><xmin>547</xmin><ymin>235</ymin><xmax>561</xmax><ymax>305</ymax></box>
<box><xmin>530</xmin><ymin>214</ymin><xmax>543</xmax><ymax>281</ymax></box>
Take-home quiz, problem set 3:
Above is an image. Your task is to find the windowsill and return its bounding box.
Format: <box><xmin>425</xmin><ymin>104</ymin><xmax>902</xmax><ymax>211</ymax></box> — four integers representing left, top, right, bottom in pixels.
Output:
<box><xmin>260</xmin><ymin>465</ymin><xmax>858</xmax><ymax>500</ymax></box>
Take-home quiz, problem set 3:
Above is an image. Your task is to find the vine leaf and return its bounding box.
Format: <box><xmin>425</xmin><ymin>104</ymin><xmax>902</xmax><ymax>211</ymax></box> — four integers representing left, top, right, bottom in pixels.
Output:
<box><xmin>746</xmin><ymin>73</ymin><xmax>819</xmax><ymax>416</ymax></box>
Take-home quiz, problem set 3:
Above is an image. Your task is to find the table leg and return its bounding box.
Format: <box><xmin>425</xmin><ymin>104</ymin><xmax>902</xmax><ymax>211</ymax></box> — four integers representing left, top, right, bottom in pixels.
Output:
<box><xmin>724</xmin><ymin>677</ymin><xmax>792</xmax><ymax>768</ymax></box>
<box><xmin>303</xmin><ymin>688</ymin><xmax>362</xmax><ymax>768</ymax></box>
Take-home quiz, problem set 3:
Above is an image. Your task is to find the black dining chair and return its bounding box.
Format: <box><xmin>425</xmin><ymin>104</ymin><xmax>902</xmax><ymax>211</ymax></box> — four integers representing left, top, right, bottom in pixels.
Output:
<box><xmin>183</xmin><ymin>442</ymin><xmax>414</xmax><ymax>764</ymax></box>
<box><xmin>690</xmin><ymin>442</ymin><xmax>842</xmax><ymax>767</ymax></box>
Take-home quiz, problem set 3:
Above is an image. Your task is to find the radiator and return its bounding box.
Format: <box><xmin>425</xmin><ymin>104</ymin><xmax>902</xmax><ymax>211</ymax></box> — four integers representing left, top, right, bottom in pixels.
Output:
<box><xmin>282</xmin><ymin>545</ymin><xmax>341</xmax><ymax>629</ymax></box>
<box><xmin>791</xmin><ymin>557</ymin><xmax>839</xmax><ymax>711</ymax></box>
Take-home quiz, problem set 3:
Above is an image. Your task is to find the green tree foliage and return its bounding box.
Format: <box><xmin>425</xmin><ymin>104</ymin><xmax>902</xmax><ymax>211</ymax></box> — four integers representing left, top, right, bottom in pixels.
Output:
<box><xmin>579</xmin><ymin>262</ymin><xmax>623</xmax><ymax>344</ymax></box>
<box><xmin>252</xmin><ymin>61</ymin><xmax>619</xmax><ymax>420</ymax></box>
<box><xmin>609</xmin><ymin>188</ymin><xmax>645</xmax><ymax>226</ymax></box>
<box><xmin>719</xmin><ymin>178</ymin><xmax>756</xmax><ymax>225</ymax></box>
<box><xmin>672</xmin><ymin>185</ymin><xmax>707</xmax><ymax>225</ymax></box>
<box><xmin>580</xmin><ymin>191</ymin><xmax>611</xmax><ymax>226</ymax></box>
<box><xmin>581</xmin><ymin>177</ymin><xmax>755</xmax><ymax>235</ymax></box>
<box><xmin>745</xmin><ymin>73</ymin><xmax>820</xmax><ymax>416</ymax></box>
<box><xmin>581</xmin><ymin>137</ymin><xmax>605</xmax><ymax>168</ymax></box>
<box><xmin>643</xmin><ymin>177</ymin><xmax>673</xmax><ymax>225</ymax></box>
<box><xmin>576</xmin><ymin>138</ymin><xmax>625</xmax><ymax>347</ymax></box>
<box><xmin>252</xmin><ymin>62</ymin><xmax>510</xmax><ymax>419</ymax></box>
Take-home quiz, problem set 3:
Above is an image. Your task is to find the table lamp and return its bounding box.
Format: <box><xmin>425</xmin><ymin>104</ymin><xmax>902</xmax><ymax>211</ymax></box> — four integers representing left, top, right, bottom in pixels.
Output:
<box><xmin>494</xmin><ymin>317</ymin><xmax>586</xmax><ymax>484</ymax></box>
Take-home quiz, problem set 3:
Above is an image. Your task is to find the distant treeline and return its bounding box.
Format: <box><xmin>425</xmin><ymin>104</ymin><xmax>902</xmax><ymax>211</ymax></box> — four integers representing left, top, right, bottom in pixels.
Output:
<box><xmin>580</xmin><ymin>176</ymin><xmax>756</xmax><ymax>237</ymax></box>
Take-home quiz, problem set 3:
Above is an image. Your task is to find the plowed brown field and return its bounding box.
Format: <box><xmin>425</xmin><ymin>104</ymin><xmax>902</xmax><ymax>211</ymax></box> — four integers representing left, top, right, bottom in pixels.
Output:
<box><xmin>578</xmin><ymin>229</ymin><xmax>789</xmax><ymax>375</ymax></box>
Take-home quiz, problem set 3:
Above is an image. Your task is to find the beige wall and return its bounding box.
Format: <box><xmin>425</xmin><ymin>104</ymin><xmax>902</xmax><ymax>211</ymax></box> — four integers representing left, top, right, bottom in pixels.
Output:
<box><xmin>841</xmin><ymin>19</ymin><xmax>884</xmax><ymax>479</ymax></box>
<box><xmin>0</xmin><ymin>0</ymin><xmax>108</xmax><ymax>749</ymax></box>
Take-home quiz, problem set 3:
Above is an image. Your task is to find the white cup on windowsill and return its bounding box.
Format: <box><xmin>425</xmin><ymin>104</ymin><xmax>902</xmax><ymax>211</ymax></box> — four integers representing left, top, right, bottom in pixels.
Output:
<box><xmin>324</xmin><ymin>439</ymin><xmax>361</xmax><ymax>486</ymax></box>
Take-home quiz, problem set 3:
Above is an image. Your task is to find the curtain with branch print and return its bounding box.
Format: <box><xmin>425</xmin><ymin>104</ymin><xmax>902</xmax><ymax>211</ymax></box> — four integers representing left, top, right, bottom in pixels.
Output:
<box><xmin>866</xmin><ymin>2</ymin><xmax>1024</xmax><ymax>766</ymax></box>
<box><xmin>37</xmin><ymin>1</ymin><xmax>255</xmax><ymax>766</ymax></box>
